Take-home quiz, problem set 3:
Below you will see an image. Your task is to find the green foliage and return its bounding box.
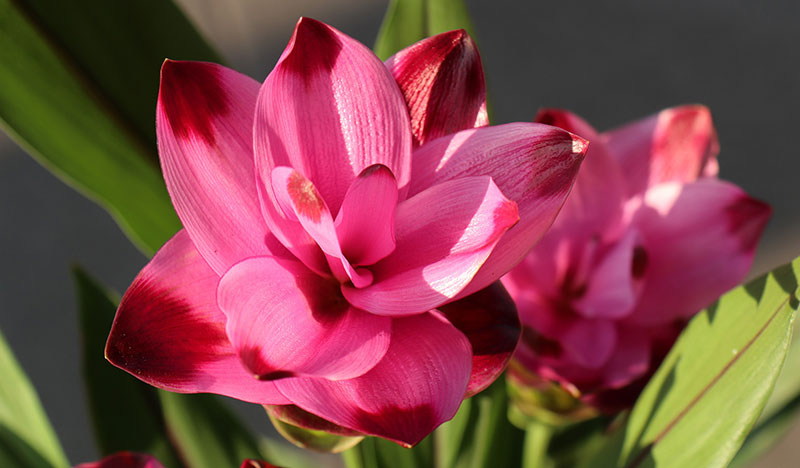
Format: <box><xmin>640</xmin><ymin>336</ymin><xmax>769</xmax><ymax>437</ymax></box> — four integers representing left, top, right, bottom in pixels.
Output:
<box><xmin>160</xmin><ymin>392</ymin><xmax>267</xmax><ymax>468</ymax></box>
<box><xmin>577</xmin><ymin>260</ymin><xmax>800</xmax><ymax>468</ymax></box>
<box><xmin>76</xmin><ymin>267</ymin><xmax>274</xmax><ymax>468</ymax></box>
<box><xmin>374</xmin><ymin>0</ymin><xmax>476</xmax><ymax>60</ymax></box>
<box><xmin>0</xmin><ymin>0</ymin><xmax>221</xmax><ymax>254</ymax></box>
<box><xmin>74</xmin><ymin>267</ymin><xmax>182</xmax><ymax>466</ymax></box>
<box><xmin>0</xmin><ymin>329</ymin><xmax>68</xmax><ymax>468</ymax></box>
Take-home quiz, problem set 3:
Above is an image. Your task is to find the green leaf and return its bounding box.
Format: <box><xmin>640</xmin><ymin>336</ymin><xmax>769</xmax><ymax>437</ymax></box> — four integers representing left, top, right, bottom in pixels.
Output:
<box><xmin>74</xmin><ymin>267</ymin><xmax>182</xmax><ymax>467</ymax></box>
<box><xmin>160</xmin><ymin>392</ymin><xmax>267</xmax><ymax>468</ymax></box>
<box><xmin>374</xmin><ymin>0</ymin><xmax>476</xmax><ymax>60</ymax></box>
<box><xmin>0</xmin><ymin>0</ymin><xmax>222</xmax><ymax>254</ymax></box>
<box><xmin>464</xmin><ymin>380</ymin><xmax>524</xmax><ymax>468</ymax></box>
<box><xmin>0</xmin><ymin>328</ymin><xmax>68</xmax><ymax>468</ymax></box>
<box><xmin>728</xmin><ymin>321</ymin><xmax>800</xmax><ymax>468</ymax></box>
<box><xmin>577</xmin><ymin>260</ymin><xmax>800</xmax><ymax>468</ymax></box>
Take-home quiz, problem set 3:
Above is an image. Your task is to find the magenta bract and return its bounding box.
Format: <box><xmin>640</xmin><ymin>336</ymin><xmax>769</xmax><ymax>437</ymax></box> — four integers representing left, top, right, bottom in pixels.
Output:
<box><xmin>503</xmin><ymin>106</ymin><xmax>771</xmax><ymax>411</ymax></box>
<box><xmin>74</xmin><ymin>452</ymin><xmax>165</xmax><ymax>468</ymax></box>
<box><xmin>105</xmin><ymin>18</ymin><xmax>587</xmax><ymax>446</ymax></box>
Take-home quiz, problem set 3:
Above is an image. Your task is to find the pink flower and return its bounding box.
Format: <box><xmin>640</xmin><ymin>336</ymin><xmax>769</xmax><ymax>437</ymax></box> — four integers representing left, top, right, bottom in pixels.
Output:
<box><xmin>105</xmin><ymin>19</ymin><xmax>587</xmax><ymax>446</ymax></box>
<box><xmin>503</xmin><ymin>106</ymin><xmax>771</xmax><ymax>412</ymax></box>
<box><xmin>74</xmin><ymin>452</ymin><xmax>164</xmax><ymax>468</ymax></box>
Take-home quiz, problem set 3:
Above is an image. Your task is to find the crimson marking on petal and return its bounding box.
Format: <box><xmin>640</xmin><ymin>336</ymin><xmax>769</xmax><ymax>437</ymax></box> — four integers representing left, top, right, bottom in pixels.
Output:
<box><xmin>283</xmin><ymin>18</ymin><xmax>342</xmax><ymax>82</ymax></box>
<box><xmin>421</xmin><ymin>31</ymin><xmax>486</xmax><ymax>143</ymax></box>
<box><xmin>287</xmin><ymin>171</ymin><xmax>325</xmax><ymax>222</ymax></box>
<box><xmin>159</xmin><ymin>61</ymin><xmax>230</xmax><ymax>145</ymax></box>
<box><xmin>631</xmin><ymin>245</ymin><xmax>649</xmax><ymax>279</ymax></box>
<box><xmin>725</xmin><ymin>195</ymin><xmax>772</xmax><ymax>252</ymax></box>
<box><xmin>439</xmin><ymin>281</ymin><xmax>521</xmax><ymax>396</ymax></box>
<box><xmin>106</xmin><ymin>280</ymin><xmax>230</xmax><ymax>386</ymax></box>
<box><xmin>353</xmin><ymin>404</ymin><xmax>437</xmax><ymax>447</ymax></box>
<box><xmin>531</xmin><ymin>134</ymin><xmax>588</xmax><ymax>198</ymax></box>
<box><xmin>238</xmin><ymin>345</ymin><xmax>296</xmax><ymax>380</ymax></box>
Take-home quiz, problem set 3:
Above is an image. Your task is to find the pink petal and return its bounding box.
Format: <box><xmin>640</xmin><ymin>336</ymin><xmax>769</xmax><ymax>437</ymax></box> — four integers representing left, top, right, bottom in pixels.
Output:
<box><xmin>254</xmin><ymin>18</ymin><xmax>412</xmax><ymax>233</ymax></box>
<box><xmin>343</xmin><ymin>176</ymin><xmax>519</xmax><ymax>316</ymax></box>
<box><xmin>603</xmin><ymin>105</ymin><xmax>719</xmax><ymax>196</ymax></box>
<box><xmin>410</xmin><ymin>123</ymin><xmax>587</xmax><ymax>298</ymax></box>
<box><xmin>535</xmin><ymin>109</ymin><xmax>627</xmax><ymax>235</ymax></box>
<box><xmin>275</xmin><ymin>313</ymin><xmax>472</xmax><ymax>447</ymax></box>
<box><xmin>574</xmin><ymin>229</ymin><xmax>640</xmax><ymax>320</ymax></box>
<box><xmin>335</xmin><ymin>165</ymin><xmax>399</xmax><ymax>266</ymax></box>
<box><xmin>386</xmin><ymin>29</ymin><xmax>488</xmax><ymax>146</ymax></box>
<box><xmin>75</xmin><ymin>452</ymin><xmax>165</xmax><ymax>468</ymax></box>
<box><xmin>561</xmin><ymin>319</ymin><xmax>616</xmax><ymax>370</ymax></box>
<box><xmin>627</xmin><ymin>179</ymin><xmax>771</xmax><ymax>325</ymax></box>
<box><xmin>106</xmin><ymin>231</ymin><xmax>288</xmax><ymax>404</ymax></box>
<box><xmin>156</xmin><ymin>60</ymin><xmax>272</xmax><ymax>275</ymax></box>
<box><xmin>601</xmin><ymin>327</ymin><xmax>651</xmax><ymax>388</ymax></box>
<box><xmin>270</xmin><ymin>167</ymin><xmax>371</xmax><ymax>286</ymax></box>
<box><xmin>217</xmin><ymin>256</ymin><xmax>391</xmax><ymax>380</ymax></box>
<box><xmin>438</xmin><ymin>281</ymin><xmax>521</xmax><ymax>397</ymax></box>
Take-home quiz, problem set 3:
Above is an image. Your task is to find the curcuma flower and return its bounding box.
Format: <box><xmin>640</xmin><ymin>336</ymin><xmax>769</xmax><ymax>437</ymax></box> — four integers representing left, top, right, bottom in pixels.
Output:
<box><xmin>106</xmin><ymin>18</ymin><xmax>587</xmax><ymax>446</ymax></box>
<box><xmin>503</xmin><ymin>106</ymin><xmax>771</xmax><ymax>415</ymax></box>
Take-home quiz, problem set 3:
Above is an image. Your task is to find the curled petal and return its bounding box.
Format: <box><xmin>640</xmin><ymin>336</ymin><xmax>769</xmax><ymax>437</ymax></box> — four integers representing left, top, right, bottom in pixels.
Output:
<box><xmin>411</xmin><ymin>123</ymin><xmax>587</xmax><ymax>298</ymax></box>
<box><xmin>255</xmin><ymin>17</ymin><xmax>412</xmax><ymax>224</ymax></box>
<box><xmin>574</xmin><ymin>229</ymin><xmax>640</xmax><ymax>320</ymax></box>
<box><xmin>157</xmin><ymin>60</ymin><xmax>273</xmax><ymax>275</ymax></box>
<box><xmin>387</xmin><ymin>29</ymin><xmax>488</xmax><ymax>146</ymax></box>
<box><xmin>270</xmin><ymin>167</ymin><xmax>371</xmax><ymax>286</ymax></box>
<box><xmin>438</xmin><ymin>281</ymin><xmax>521</xmax><ymax>396</ymax></box>
<box><xmin>561</xmin><ymin>319</ymin><xmax>616</xmax><ymax>370</ymax></box>
<box><xmin>336</xmin><ymin>164</ymin><xmax>399</xmax><ymax>266</ymax></box>
<box><xmin>343</xmin><ymin>176</ymin><xmax>518</xmax><ymax>316</ymax></box>
<box><xmin>106</xmin><ymin>231</ymin><xmax>287</xmax><ymax>404</ymax></box>
<box><xmin>603</xmin><ymin>104</ymin><xmax>719</xmax><ymax>195</ymax></box>
<box><xmin>218</xmin><ymin>256</ymin><xmax>391</xmax><ymax>380</ymax></box>
<box><xmin>276</xmin><ymin>313</ymin><xmax>472</xmax><ymax>447</ymax></box>
<box><xmin>627</xmin><ymin>179</ymin><xmax>771</xmax><ymax>325</ymax></box>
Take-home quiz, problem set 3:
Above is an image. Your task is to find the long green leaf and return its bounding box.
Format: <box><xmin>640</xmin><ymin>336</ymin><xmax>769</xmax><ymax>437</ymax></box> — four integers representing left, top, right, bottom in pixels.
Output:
<box><xmin>578</xmin><ymin>260</ymin><xmax>800</xmax><ymax>468</ymax></box>
<box><xmin>160</xmin><ymin>392</ymin><xmax>267</xmax><ymax>468</ymax></box>
<box><xmin>374</xmin><ymin>0</ymin><xmax>475</xmax><ymax>60</ymax></box>
<box><xmin>0</xmin><ymin>0</ymin><xmax>221</xmax><ymax>254</ymax></box>
<box><xmin>74</xmin><ymin>267</ymin><xmax>182</xmax><ymax>467</ymax></box>
<box><xmin>0</xmin><ymin>329</ymin><xmax>68</xmax><ymax>468</ymax></box>
<box><xmin>728</xmin><ymin>321</ymin><xmax>800</xmax><ymax>468</ymax></box>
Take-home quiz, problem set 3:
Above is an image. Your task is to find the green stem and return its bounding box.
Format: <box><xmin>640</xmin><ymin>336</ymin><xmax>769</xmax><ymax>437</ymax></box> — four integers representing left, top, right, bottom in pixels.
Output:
<box><xmin>523</xmin><ymin>420</ymin><xmax>553</xmax><ymax>468</ymax></box>
<box><xmin>341</xmin><ymin>442</ymin><xmax>364</xmax><ymax>468</ymax></box>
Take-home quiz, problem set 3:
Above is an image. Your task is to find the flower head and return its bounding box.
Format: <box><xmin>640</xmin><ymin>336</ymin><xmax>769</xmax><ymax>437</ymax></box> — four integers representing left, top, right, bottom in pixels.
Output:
<box><xmin>503</xmin><ymin>106</ymin><xmax>771</xmax><ymax>413</ymax></box>
<box><xmin>106</xmin><ymin>19</ymin><xmax>587</xmax><ymax>446</ymax></box>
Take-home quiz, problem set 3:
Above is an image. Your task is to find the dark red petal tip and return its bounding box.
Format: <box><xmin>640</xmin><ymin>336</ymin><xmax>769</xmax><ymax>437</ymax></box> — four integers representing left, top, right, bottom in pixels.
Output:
<box><xmin>105</xmin><ymin>280</ymin><xmax>229</xmax><ymax>387</ymax></box>
<box><xmin>439</xmin><ymin>281</ymin><xmax>521</xmax><ymax>397</ymax></box>
<box><xmin>283</xmin><ymin>17</ymin><xmax>342</xmax><ymax>78</ymax></box>
<box><xmin>353</xmin><ymin>404</ymin><xmax>438</xmax><ymax>448</ymax></box>
<box><xmin>726</xmin><ymin>195</ymin><xmax>772</xmax><ymax>252</ymax></box>
<box><xmin>159</xmin><ymin>60</ymin><xmax>231</xmax><ymax>145</ymax></box>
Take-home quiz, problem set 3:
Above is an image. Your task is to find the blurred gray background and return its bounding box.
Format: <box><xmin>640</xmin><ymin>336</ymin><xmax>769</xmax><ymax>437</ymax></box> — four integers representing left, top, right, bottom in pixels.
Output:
<box><xmin>1</xmin><ymin>0</ymin><xmax>798</xmax><ymax>466</ymax></box>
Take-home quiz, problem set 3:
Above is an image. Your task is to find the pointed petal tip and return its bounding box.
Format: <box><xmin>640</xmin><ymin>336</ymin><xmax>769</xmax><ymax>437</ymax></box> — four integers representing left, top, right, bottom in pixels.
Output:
<box><xmin>727</xmin><ymin>194</ymin><xmax>772</xmax><ymax>252</ymax></box>
<box><xmin>572</xmin><ymin>134</ymin><xmax>590</xmax><ymax>155</ymax></box>
<box><xmin>158</xmin><ymin>60</ymin><xmax>231</xmax><ymax>145</ymax></box>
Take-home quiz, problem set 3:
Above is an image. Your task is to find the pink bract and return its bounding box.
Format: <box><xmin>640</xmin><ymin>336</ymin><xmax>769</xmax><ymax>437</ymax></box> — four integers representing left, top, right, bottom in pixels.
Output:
<box><xmin>502</xmin><ymin>106</ymin><xmax>771</xmax><ymax>411</ymax></box>
<box><xmin>106</xmin><ymin>19</ymin><xmax>587</xmax><ymax>446</ymax></box>
<box><xmin>74</xmin><ymin>452</ymin><xmax>165</xmax><ymax>468</ymax></box>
